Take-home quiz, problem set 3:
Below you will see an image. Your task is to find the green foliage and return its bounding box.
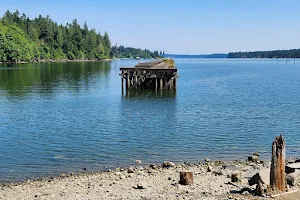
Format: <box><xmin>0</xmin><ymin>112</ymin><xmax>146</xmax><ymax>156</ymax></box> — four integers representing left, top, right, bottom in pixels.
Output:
<box><xmin>0</xmin><ymin>10</ymin><xmax>162</xmax><ymax>63</ymax></box>
<box><xmin>228</xmin><ymin>49</ymin><xmax>300</xmax><ymax>58</ymax></box>
<box><xmin>111</xmin><ymin>45</ymin><xmax>163</xmax><ymax>59</ymax></box>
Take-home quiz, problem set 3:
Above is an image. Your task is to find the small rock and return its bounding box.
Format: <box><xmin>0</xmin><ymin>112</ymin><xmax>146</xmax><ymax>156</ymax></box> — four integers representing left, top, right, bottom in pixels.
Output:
<box><xmin>128</xmin><ymin>174</ymin><xmax>134</xmax><ymax>178</ymax></box>
<box><xmin>213</xmin><ymin>170</ymin><xmax>224</xmax><ymax>176</ymax></box>
<box><xmin>286</xmin><ymin>169</ymin><xmax>300</xmax><ymax>186</ymax></box>
<box><xmin>241</xmin><ymin>190</ymin><xmax>250</xmax><ymax>195</ymax></box>
<box><xmin>59</xmin><ymin>173</ymin><xmax>66</xmax><ymax>178</ymax></box>
<box><xmin>163</xmin><ymin>161</ymin><xmax>175</xmax><ymax>168</ymax></box>
<box><xmin>248</xmin><ymin>155</ymin><xmax>259</xmax><ymax>162</ymax></box>
<box><xmin>207</xmin><ymin>166</ymin><xmax>213</xmax><ymax>172</ymax></box>
<box><xmin>286</xmin><ymin>163</ymin><xmax>300</xmax><ymax>174</ymax></box>
<box><xmin>115</xmin><ymin>172</ymin><xmax>121</xmax><ymax>176</ymax></box>
<box><xmin>137</xmin><ymin>181</ymin><xmax>146</xmax><ymax>189</ymax></box>
<box><xmin>205</xmin><ymin>158</ymin><xmax>211</xmax><ymax>162</ymax></box>
<box><xmin>150</xmin><ymin>164</ymin><xmax>157</xmax><ymax>169</ymax></box>
<box><xmin>136</xmin><ymin>160</ymin><xmax>142</xmax><ymax>164</ymax></box>
<box><xmin>120</xmin><ymin>175</ymin><xmax>126</xmax><ymax>180</ymax></box>
<box><xmin>137</xmin><ymin>171</ymin><xmax>144</xmax><ymax>175</ymax></box>
<box><xmin>231</xmin><ymin>172</ymin><xmax>241</xmax><ymax>182</ymax></box>
<box><xmin>248</xmin><ymin>168</ymin><xmax>270</xmax><ymax>186</ymax></box>
<box><xmin>253</xmin><ymin>152</ymin><xmax>260</xmax><ymax>157</ymax></box>
<box><xmin>168</xmin><ymin>177</ymin><xmax>172</xmax><ymax>180</ymax></box>
<box><xmin>128</xmin><ymin>167</ymin><xmax>134</xmax><ymax>173</ymax></box>
<box><xmin>82</xmin><ymin>167</ymin><xmax>87</xmax><ymax>171</ymax></box>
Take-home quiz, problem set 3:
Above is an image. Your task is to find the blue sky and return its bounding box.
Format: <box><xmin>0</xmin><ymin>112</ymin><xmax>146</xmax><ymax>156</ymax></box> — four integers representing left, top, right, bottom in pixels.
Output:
<box><xmin>0</xmin><ymin>0</ymin><xmax>300</xmax><ymax>54</ymax></box>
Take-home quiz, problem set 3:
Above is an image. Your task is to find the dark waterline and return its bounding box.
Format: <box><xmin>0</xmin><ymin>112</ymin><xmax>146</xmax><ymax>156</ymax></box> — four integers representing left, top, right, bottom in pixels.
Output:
<box><xmin>0</xmin><ymin>59</ymin><xmax>300</xmax><ymax>182</ymax></box>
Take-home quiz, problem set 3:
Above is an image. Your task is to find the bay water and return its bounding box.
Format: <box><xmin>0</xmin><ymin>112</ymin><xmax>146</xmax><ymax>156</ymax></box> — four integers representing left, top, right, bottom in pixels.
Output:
<box><xmin>0</xmin><ymin>59</ymin><xmax>300</xmax><ymax>182</ymax></box>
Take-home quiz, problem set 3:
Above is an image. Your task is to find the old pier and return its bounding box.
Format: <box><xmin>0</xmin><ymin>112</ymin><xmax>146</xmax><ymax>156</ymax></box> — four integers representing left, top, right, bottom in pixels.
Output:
<box><xmin>120</xmin><ymin>59</ymin><xmax>178</xmax><ymax>93</ymax></box>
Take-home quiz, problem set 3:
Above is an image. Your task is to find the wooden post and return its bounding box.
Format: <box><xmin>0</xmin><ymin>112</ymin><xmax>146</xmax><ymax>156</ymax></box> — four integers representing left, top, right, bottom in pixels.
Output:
<box><xmin>160</xmin><ymin>78</ymin><xmax>163</xmax><ymax>90</ymax></box>
<box><xmin>127</xmin><ymin>75</ymin><xmax>130</xmax><ymax>89</ymax></box>
<box><xmin>180</xmin><ymin>171</ymin><xmax>193</xmax><ymax>185</ymax></box>
<box><xmin>169</xmin><ymin>78</ymin><xmax>173</xmax><ymax>90</ymax></box>
<box><xmin>155</xmin><ymin>78</ymin><xmax>158</xmax><ymax>90</ymax></box>
<box><xmin>174</xmin><ymin>78</ymin><xmax>177</xmax><ymax>90</ymax></box>
<box><xmin>270</xmin><ymin>135</ymin><xmax>285</xmax><ymax>192</ymax></box>
<box><xmin>121</xmin><ymin>77</ymin><xmax>124</xmax><ymax>95</ymax></box>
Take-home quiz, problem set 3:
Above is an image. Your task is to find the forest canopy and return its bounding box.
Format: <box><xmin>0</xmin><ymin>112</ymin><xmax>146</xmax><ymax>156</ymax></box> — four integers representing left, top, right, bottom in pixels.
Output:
<box><xmin>228</xmin><ymin>49</ymin><xmax>300</xmax><ymax>58</ymax></box>
<box><xmin>0</xmin><ymin>10</ymin><xmax>163</xmax><ymax>62</ymax></box>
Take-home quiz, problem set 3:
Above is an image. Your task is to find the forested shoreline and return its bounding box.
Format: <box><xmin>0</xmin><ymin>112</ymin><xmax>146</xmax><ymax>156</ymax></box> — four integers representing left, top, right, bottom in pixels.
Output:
<box><xmin>0</xmin><ymin>10</ymin><xmax>162</xmax><ymax>63</ymax></box>
<box><xmin>228</xmin><ymin>49</ymin><xmax>300</xmax><ymax>58</ymax></box>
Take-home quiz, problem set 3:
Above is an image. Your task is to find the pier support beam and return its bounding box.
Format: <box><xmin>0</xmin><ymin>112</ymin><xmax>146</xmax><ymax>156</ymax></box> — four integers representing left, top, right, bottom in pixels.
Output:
<box><xmin>160</xmin><ymin>78</ymin><xmax>163</xmax><ymax>90</ymax></box>
<box><xmin>127</xmin><ymin>75</ymin><xmax>130</xmax><ymax>89</ymax></box>
<box><xmin>121</xmin><ymin>77</ymin><xmax>124</xmax><ymax>94</ymax></box>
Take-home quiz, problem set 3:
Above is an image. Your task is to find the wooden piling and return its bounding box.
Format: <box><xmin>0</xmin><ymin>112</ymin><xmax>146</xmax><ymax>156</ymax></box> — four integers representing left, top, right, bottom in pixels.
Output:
<box><xmin>270</xmin><ymin>134</ymin><xmax>285</xmax><ymax>192</ymax></box>
<box><xmin>121</xmin><ymin>77</ymin><xmax>124</xmax><ymax>94</ymax></box>
<box><xmin>179</xmin><ymin>171</ymin><xmax>193</xmax><ymax>185</ymax></box>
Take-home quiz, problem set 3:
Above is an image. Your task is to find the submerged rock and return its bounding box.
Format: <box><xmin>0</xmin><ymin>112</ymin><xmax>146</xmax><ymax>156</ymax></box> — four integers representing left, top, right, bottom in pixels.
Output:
<box><xmin>136</xmin><ymin>160</ymin><xmax>142</xmax><ymax>164</ymax></box>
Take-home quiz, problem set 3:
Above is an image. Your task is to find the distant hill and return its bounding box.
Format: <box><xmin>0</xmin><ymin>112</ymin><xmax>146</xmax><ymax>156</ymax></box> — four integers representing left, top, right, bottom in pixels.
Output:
<box><xmin>228</xmin><ymin>49</ymin><xmax>300</xmax><ymax>58</ymax></box>
<box><xmin>165</xmin><ymin>54</ymin><xmax>228</xmax><ymax>59</ymax></box>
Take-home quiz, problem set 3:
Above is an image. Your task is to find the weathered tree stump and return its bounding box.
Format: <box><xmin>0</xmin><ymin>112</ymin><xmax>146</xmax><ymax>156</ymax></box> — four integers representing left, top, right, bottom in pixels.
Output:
<box><xmin>179</xmin><ymin>171</ymin><xmax>193</xmax><ymax>185</ymax></box>
<box><xmin>270</xmin><ymin>135</ymin><xmax>286</xmax><ymax>192</ymax></box>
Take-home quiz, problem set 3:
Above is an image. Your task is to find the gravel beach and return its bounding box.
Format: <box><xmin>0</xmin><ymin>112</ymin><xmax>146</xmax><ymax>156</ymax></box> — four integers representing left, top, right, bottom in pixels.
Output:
<box><xmin>1</xmin><ymin>159</ymin><xmax>299</xmax><ymax>200</ymax></box>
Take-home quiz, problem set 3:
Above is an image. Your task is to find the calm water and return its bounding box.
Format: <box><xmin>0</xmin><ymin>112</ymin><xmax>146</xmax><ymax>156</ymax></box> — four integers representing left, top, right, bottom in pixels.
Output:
<box><xmin>1</xmin><ymin>59</ymin><xmax>300</xmax><ymax>182</ymax></box>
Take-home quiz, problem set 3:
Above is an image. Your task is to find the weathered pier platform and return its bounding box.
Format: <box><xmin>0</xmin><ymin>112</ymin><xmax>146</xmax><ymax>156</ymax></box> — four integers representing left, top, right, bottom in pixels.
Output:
<box><xmin>120</xmin><ymin>59</ymin><xmax>178</xmax><ymax>92</ymax></box>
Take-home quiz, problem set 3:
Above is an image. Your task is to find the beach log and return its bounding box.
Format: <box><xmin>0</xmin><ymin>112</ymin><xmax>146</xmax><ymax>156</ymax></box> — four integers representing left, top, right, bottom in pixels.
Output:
<box><xmin>270</xmin><ymin>134</ymin><xmax>286</xmax><ymax>192</ymax></box>
<box><xmin>179</xmin><ymin>171</ymin><xmax>193</xmax><ymax>185</ymax></box>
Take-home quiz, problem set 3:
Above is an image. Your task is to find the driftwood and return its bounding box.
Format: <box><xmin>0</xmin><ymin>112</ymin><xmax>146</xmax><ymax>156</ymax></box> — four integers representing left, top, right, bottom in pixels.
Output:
<box><xmin>270</xmin><ymin>135</ymin><xmax>286</xmax><ymax>192</ymax></box>
<box><xmin>179</xmin><ymin>171</ymin><xmax>193</xmax><ymax>185</ymax></box>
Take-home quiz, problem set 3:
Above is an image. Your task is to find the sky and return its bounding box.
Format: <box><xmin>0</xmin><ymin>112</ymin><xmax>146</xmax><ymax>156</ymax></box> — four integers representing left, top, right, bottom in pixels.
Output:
<box><xmin>0</xmin><ymin>0</ymin><xmax>300</xmax><ymax>54</ymax></box>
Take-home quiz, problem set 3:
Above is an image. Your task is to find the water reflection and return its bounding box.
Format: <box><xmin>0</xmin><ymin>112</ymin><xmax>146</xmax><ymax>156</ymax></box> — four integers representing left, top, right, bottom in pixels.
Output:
<box><xmin>123</xmin><ymin>89</ymin><xmax>176</xmax><ymax>99</ymax></box>
<box><xmin>0</xmin><ymin>61</ymin><xmax>111</xmax><ymax>99</ymax></box>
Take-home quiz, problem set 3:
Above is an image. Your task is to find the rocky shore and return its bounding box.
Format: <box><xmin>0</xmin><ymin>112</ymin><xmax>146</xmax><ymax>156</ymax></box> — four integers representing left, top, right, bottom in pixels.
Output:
<box><xmin>1</xmin><ymin>156</ymin><xmax>299</xmax><ymax>200</ymax></box>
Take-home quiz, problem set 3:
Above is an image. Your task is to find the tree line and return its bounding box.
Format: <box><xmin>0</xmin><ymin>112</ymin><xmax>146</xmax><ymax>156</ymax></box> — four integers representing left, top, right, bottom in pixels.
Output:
<box><xmin>228</xmin><ymin>49</ymin><xmax>300</xmax><ymax>58</ymax></box>
<box><xmin>0</xmin><ymin>10</ymin><xmax>162</xmax><ymax>63</ymax></box>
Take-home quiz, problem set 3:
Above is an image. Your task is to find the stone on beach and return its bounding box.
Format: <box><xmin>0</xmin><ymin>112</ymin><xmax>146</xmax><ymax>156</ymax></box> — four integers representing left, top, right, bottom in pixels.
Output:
<box><xmin>136</xmin><ymin>181</ymin><xmax>147</xmax><ymax>189</ymax></box>
<box><xmin>128</xmin><ymin>167</ymin><xmax>134</xmax><ymax>173</ymax></box>
<box><xmin>286</xmin><ymin>162</ymin><xmax>300</xmax><ymax>174</ymax></box>
<box><xmin>207</xmin><ymin>165</ymin><xmax>213</xmax><ymax>172</ymax></box>
<box><xmin>231</xmin><ymin>172</ymin><xmax>241</xmax><ymax>183</ymax></box>
<box><xmin>248</xmin><ymin>155</ymin><xmax>259</xmax><ymax>163</ymax></box>
<box><xmin>286</xmin><ymin>170</ymin><xmax>300</xmax><ymax>186</ymax></box>
<box><xmin>248</xmin><ymin>168</ymin><xmax>270</xmax><ymax>186</ymax></box>
<box><xmin>163</xmin><ymin>161</ymin><xmax>175</xmax><ymax>168</ymax></box>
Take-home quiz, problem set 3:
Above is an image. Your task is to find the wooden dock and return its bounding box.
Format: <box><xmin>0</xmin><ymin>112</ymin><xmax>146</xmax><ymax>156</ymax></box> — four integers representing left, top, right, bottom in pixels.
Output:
<box><xmin>120</xmin><ymin>59</ymin><xmax>178</xmax><ymax>92</ymax></box>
